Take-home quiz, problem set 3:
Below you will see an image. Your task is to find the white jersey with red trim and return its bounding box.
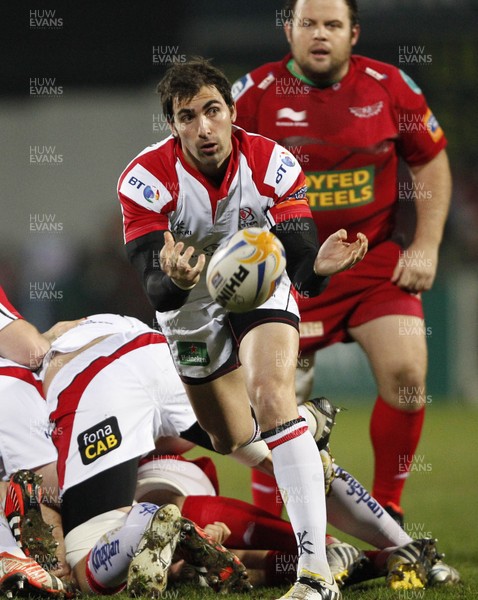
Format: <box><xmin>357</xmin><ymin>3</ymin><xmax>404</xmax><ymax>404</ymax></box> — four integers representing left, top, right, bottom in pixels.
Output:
<box><xmin>118</xmin><ymin>129</ymin><xmax>310</xmax><ymax>377</ymax></box>
<box><xmin>118</xmin><ymin>127</ymin><xmax>310</xmax><ymax>306</ymax></box>
<box><xmin>41</xmin><ymin>319</ymin><xmax>196</xmax><ymax>493</ymax></box>
<box><xmin>40</xmin><ymin>313</ymin><xmax>156</xmax><ymax>378</ymax></box>
<box><xmin>0</xmin><ymin>361</ymin><xmax>56</xmax><ymax>480</ymax></box>
<box><xmin>0</xmin><ymin>286</ymin><xmax>22</xmax><ymax>332</ymax></box>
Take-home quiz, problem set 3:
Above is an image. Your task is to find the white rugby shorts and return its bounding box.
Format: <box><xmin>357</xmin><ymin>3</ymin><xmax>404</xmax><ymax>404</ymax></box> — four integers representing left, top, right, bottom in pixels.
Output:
<box><xmin>45</xmin><ymin>331</ymin><xmax>196</xmax><ymax>494</ymax></box>
<box><xmin>157</xmin><ymin>277</ymin><xmax>299</xmax><ymax>380</ymax></box>
<box><xmin>0</xmin><ymin>366</ymin><xmax>56</xmax><ymax>480</ymax></box>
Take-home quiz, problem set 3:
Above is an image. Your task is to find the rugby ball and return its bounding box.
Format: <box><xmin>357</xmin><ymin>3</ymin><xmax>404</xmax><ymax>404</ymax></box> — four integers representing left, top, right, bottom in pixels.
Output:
<box><xmin>206</xmin><ymin>228</ymin><xmax>287</xmax><ymax>312</ymax></box>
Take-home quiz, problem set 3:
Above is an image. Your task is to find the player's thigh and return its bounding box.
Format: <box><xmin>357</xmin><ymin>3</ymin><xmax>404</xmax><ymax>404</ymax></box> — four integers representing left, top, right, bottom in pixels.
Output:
<box><xmin>183</xmin><ymin>368</ymin><xmax>255</xmax><ymax>453</ymax></box>
<box><xmin>349</xmin><ymin>314</ymin><xmax>428</xmax><ymax>399</ymax></box>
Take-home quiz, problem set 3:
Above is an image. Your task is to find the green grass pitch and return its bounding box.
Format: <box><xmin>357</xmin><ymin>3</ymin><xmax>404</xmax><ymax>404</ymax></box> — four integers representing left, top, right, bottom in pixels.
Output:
<box><xmin>109</xmin><ymin>403</ymin><xmax>478</xmax><ymax>598</ymax></box>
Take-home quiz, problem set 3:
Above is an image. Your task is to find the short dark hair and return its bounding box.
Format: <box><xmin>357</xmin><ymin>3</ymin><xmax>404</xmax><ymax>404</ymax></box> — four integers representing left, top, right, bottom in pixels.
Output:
<box><xmin>283</xmin><ymin>0</ymin><xmax>359</xmax><ymax>27</ymax></box>
<box><xmin>157</xmin><ymin>57</ymin><xmax>234</xmax><ymax>123</ymax></box>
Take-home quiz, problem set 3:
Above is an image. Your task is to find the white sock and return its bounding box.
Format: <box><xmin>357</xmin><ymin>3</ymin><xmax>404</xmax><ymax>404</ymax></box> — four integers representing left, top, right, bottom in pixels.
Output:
<box><xmin>327</xmin><ymin>464</ymin><xmax>413</xmax><ymax>548</ymax></box>
<box><xmin>263</xmin><ymin>419</ymin><xmax>332</xmax><ymax>581</ymax></box>
<box><xmin>0</xmin><ymin>511</ymin><xmax>26</xmax><ymax>558</ymax></box>
<box><xmin>85</xmin><ymin>502</ymin><xmax>158</xmax><ymax>592</ymax></box>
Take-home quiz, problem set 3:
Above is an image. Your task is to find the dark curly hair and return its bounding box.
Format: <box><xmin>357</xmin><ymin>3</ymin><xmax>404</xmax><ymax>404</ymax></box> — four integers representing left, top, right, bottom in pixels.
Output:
<box><xmin>157</xmin><ymin>57</ymin><xmax>234</xmax><ymax>123</ymax></box>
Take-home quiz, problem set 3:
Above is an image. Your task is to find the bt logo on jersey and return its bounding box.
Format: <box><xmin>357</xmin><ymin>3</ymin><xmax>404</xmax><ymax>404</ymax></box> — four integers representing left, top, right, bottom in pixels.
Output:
<box><xmin>128</xmin><ymin>176</ymin><xmax>145</xmax><ymax>189</ymax></box>
<box><xmin>128</xmin><ymin>176</ymin><xmax>160</xmax><ymax>202</ymax></box>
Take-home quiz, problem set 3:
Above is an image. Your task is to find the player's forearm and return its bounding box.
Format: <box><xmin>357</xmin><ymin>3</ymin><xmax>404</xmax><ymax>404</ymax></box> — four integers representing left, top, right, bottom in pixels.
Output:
<box><xmin>144</xmin><ymin>271</ymin><xmax>191</xmax><ymax>311</ymax></box>
<box><xmin>410</xmin><ymin>149</ymin><xmax>452</xmax><ymax>249</ymax></box>
<box><xmin>126</xmin><ymin>231</ymin><xmax>191</xmax><ymax>312</ymax></box>
<box><xmin>0</xmin><ymin>319</ymin><xmax>50</xmax><ymax>368</ymax></box>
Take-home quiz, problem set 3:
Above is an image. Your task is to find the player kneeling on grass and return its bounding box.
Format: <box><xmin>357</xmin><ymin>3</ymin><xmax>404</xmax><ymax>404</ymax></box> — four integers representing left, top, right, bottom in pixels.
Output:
<box><xmin>38</xmin><ymin>313</ymin><xmax>250</xmax><ymax>596</ymax></box>
<box><xmin>0</xmin><ymin>286</ymin><xmax>81</xmax><ymax>598</ymax></box>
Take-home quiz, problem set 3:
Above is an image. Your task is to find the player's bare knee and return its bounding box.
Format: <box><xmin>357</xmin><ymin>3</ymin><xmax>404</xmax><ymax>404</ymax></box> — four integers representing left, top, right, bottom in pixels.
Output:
<box><xmin>208</xmin><ymin>429</ymin><xmax>252</xmax><ymax>454</ymax></box>
<box><xmin>210</xmin><ymin>435</ymin><xmax>242</xmax><ymax>455</ymax></box>
<box><xmin>383</xmin><ymin>361</ymin><xmax>427</xmax><ymax>410</ymax></box>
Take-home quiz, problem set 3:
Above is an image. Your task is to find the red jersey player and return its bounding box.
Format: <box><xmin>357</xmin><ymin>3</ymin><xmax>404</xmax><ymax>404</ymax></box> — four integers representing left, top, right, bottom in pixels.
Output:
<box><xmin>234</xmin><ymin>0</ymin><xmax>452</xmax><ymax>523</ymax></box>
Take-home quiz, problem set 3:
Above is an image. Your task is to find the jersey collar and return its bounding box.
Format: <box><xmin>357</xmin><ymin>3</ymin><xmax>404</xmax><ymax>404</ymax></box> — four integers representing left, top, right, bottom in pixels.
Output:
<box><xmin>174</xmin><ymin>135</ymin><xmax>240</xmax><ymax>220</ymax></box>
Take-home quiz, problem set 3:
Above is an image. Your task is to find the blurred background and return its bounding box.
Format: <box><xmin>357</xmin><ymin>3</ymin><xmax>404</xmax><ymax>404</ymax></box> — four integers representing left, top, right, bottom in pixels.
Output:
<box><xmin>1</xmin><ymin>0</ymin><xmax>477</xmax><ymax>403</ymax></box>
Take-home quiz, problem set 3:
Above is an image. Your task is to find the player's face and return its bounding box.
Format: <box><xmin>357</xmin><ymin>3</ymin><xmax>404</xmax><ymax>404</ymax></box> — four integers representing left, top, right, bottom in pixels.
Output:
<box><xmin>171</xmin><ymin>85</ymin><xmax>237</xmax><ymax>178</ymax></box>
<box><xmin>285</xmin><ymin>0</ymin><xmax>360</xmax><ymax>84</ymax></box>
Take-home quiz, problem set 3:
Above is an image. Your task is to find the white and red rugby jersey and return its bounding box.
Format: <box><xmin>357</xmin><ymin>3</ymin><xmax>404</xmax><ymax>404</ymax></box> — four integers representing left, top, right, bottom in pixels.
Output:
<box><xmin>0</xmin><ymin>286</ymin><xmax>22</xmax><ymax>332</ymax></box>
<box><xmin>118</xmin><ymin>127</ymin><xmax>311</xmax><ymax>298</ymax></box>
<box><xmin>0</xmin><ymin>286</ymin><xmax>44</xmax><ymax>404</ymax></box>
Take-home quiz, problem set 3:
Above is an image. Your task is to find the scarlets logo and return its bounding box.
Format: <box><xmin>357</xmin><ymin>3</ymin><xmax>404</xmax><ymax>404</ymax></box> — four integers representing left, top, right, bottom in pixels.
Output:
<box><xmin>349</xmin><ymin>101</ymin><xmax>384</xmax><ymax>118</ymax></box>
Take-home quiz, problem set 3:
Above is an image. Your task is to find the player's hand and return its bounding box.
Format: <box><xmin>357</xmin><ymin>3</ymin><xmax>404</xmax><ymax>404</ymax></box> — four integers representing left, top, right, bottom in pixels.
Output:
<box><xmin>42</xmin><ymin>318</ymin><xmax>86</xmax><ymax>344</ymax></box>
<box><xmin>160</xmin><ymin>231</ymin><xmax>206</xmax><ymax>290</ymax></box>
<box><xmin>391</xmin><ymin>241</ymin><xmax>438</xmax><ymax>293</ymax></box>
<box><xmin>204</xmin><ymin>521</ymin><xmax>231</xmax><ymax>545</ymax></box>
<box><xmin>314</xmin><ymin>230</ymin><xmax>368</xmax><ymax>276</ymax></box>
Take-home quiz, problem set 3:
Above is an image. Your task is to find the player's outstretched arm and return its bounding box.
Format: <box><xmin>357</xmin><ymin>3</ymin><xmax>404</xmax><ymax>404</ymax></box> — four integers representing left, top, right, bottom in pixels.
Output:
<box><xmin>42</xmin><ymin>318</ymin><xmax>85</xmax><ymax>345</ymax></box>
<box><xmin>0</xmin><ymin>319</ymin><xmax>50</xmax><ymax>369</ymax></box>
<box><xmin>314</xmin><ymin>230</ymin><xmax>368</xmax><ymax>277</ymax></box>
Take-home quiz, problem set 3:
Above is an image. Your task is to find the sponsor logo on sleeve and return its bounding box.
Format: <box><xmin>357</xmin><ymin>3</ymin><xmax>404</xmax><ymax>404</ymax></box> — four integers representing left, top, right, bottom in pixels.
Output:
<box><xmin>276</xmin><ymin>150</ymin><xmax>297</xmax><ymax>184</ymax></box>
<box><xmin>78</xmin><ymin>417</ymin><xmax>122</xmax><ymax>465</ymax></box>
<box><xmin>423</xmin><ymin>108</ymin><xmax>444</xmax><ymax>143</ymax></box>
<box><xmin>231</xmin><ymin>74</ymin><xmax>254</xmax><ymax>101</ymax></box>
<box><xmin>120</xmin><ymin>165</ymin><xmax>165</xmax><ymax>207</ymax></box>
<box><xmin>305</xmin><ymin>167</ymin><xmax>375</xmax><ymax>210</ymax></box>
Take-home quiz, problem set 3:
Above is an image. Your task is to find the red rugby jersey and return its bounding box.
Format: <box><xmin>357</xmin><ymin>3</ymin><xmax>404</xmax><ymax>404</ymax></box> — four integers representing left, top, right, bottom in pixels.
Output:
<box><xmin>234</xmin><ymin>54</ymin><xmax>447</xmax><ymax>248</ymax></box>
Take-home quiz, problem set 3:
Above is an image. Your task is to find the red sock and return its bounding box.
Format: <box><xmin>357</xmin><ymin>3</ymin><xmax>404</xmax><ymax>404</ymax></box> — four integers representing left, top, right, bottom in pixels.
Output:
<box><xmin>181</xmin><ymin>495</ymin><xmax>296</xmax><ymax>552</ymax></box>
<box><xmin>251</xmin><ymin>468</ymin><xmax>283</xmax><ymax>517</ymax></box>
<box><xmin>370</xmin><ymin>396</ymin><xmax>425</xmax><ymax>507</ymax></box>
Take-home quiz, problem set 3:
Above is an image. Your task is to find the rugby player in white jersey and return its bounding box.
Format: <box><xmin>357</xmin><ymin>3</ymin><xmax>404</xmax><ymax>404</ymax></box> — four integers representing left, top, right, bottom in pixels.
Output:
<box><xmin>118</xmin><ymin>57</ymin><xmax>367</xmax><ymax>600</ymax></box>
<box><xmin>40</xmin><ymin>313</ymin><xmax>251</xmax><ymax>596</ymax></box>
<box><xmin>0</xmin><ymin>285</ymin><xmax>73</xmax><ymax>597</ymax></box>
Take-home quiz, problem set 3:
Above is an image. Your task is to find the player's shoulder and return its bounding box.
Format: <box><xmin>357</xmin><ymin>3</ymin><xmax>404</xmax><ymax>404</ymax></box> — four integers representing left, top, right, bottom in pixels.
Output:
<box><xmin>232</xmin><ymin>57</ymin><xmax>286</xmax><ymax>101</ymax></box>
<box><xmin>120</xmin><ymin>136</ymin><xmax>176</xmax><ymax>179</ymax></box>
<box><xmin>0</xmin><ymin>286</ymin><xmax>22</xmax><ymax>327</ymax></box>
<box><xmin>233</xmin><ymin>127</ymin><xmax>302</xmax><ymax>195</ymax></box>
<box><xmin>353</xmin><ymin>55</ymin><xmax>424</xmax><ymax>97</ymax></box>
<box><xmin>233</xmin><ymin>126</ymin><xmax>281</xmax><ymax>162</ymax></box>
<box><xmin>117</xmin><ymin>136</ymin><xmax>179</xmax><ymax>206</ymax></box>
